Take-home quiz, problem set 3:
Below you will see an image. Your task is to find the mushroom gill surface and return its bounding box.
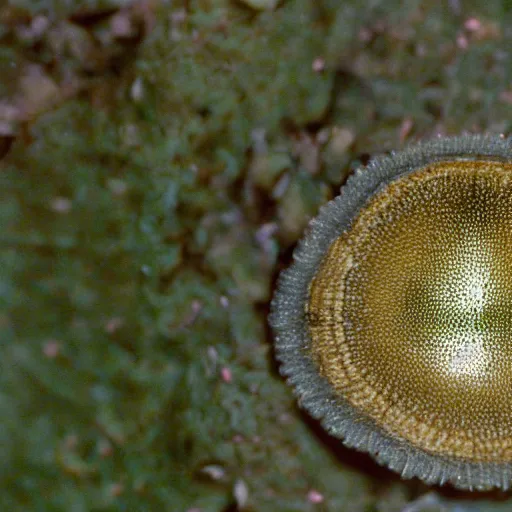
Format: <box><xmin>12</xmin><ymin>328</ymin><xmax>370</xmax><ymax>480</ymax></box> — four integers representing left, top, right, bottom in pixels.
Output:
<box><xmin>308</xmin><ymin>160</ymin><xmax>512</xmax><ymax>463</ymax></box>
<box><xmin>270</xmin><ymin>136</ymin><xmax>512</xmax><ymax>490</ymax></box>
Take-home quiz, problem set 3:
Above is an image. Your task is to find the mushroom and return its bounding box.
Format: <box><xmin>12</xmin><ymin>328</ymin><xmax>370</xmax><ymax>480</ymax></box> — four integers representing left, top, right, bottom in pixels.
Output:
<box><xmin>270</xmin><ymin>135</ymin><xmax>512</xmax><ymax>490</ymax></box>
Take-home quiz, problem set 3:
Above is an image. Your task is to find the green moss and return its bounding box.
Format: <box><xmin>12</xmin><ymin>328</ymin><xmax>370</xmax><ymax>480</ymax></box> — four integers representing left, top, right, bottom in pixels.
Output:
<box><xmin>3</xmin><ymin>0</ymin><xmax>512</xmax><ymax>509</ymax></box>
<box><xmin>8</xmin><ymin>0</ymin><xmax>130</xmax><ymax>16</ymax></box>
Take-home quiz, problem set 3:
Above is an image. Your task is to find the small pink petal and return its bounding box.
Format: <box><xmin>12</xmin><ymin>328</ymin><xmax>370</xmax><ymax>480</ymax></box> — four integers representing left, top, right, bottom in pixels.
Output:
<box><xmin>312</xmin><ymin>57</ymin><xmax>325</xmax><ymax>73</ymax></box>
<box><xmin>308</xmin><ymin>490</ymin><xmax>324</xmax><ymax>504</ymax></box>
<box><xmin>221</xmin><ymin>367</ymin><xmax>232</xmax><ymax>383</ymax></box>
<box><xmin>464</xmin><ymin>17</ymin><xmax>481</xmax><ymax>32</ymax></box>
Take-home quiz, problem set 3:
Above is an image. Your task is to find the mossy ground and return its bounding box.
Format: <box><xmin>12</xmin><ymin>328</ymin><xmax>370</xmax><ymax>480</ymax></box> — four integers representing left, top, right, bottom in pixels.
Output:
<box><xmin>2</xmin><ymin>0</ymin><xmax>512</xmax><ymax>510</ymax></box>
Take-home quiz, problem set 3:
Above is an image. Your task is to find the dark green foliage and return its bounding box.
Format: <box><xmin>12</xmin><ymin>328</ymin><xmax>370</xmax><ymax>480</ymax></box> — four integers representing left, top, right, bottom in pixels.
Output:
<box><xmin>2</xmin><ymin>0</ymin><xmax>512</xmax><ymax>510</ymax></box>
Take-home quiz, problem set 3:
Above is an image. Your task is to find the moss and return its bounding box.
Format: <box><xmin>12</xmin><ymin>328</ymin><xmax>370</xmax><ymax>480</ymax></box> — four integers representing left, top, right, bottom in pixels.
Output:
<box><xmin>8</xmin><ymin>0</ymin><xmax>130</xmax><ymax>17</ymax></box>
<box><xmin>2</xmin><ymin>0</ymin><xmax>512</xmax><ymax>509</ymax></box>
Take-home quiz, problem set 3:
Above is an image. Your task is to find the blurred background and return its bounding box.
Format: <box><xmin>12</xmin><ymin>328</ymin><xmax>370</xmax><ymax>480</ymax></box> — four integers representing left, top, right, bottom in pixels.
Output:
<box><xmin>2</xmin><ymin>0</ymin><xmax>512</xmax><ymax>510</ymax></box>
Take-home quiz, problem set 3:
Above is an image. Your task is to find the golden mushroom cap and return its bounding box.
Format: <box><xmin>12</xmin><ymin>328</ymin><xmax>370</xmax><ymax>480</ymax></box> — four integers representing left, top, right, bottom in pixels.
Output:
<box><xmin>270</xmin><ymin>135</ymin><xmax>512</xmax><ymax>491</ymax></box>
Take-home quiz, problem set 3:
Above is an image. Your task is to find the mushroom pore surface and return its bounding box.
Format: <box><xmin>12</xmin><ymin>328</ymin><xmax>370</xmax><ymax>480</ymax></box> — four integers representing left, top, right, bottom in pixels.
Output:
<box><xmin>307</xmin><ymin>160</ymin><xmax>512</xmax><ymax>463</ymax></box>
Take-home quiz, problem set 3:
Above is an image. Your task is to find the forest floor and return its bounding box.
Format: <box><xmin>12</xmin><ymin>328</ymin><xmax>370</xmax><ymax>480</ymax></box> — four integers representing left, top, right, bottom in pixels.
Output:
<box><xmin>2</xmin><ymin>0</ymin><xmax>512</xmax><ymax>510</ymax></box>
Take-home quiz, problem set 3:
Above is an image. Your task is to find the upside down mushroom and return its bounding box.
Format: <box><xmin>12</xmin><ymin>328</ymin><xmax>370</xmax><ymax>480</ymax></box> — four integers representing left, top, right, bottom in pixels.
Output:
<box><xmin>270</xmin><ymin>135</ymin><xmax>512</xmax><ymax>490</ymax></box>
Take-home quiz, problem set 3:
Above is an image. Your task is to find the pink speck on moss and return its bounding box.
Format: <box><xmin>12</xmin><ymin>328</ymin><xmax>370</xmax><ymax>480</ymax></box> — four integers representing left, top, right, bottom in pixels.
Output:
<box><xmin>308</xmin><ymin>489</ymin><xmax>324</xmax><ymax>504</ymax></box>
<box><xmin>105</xmin><ymin>317</ymin><xmax>124</xmax><ymax>334</ymax></box>
<box><xmin>399</xmin><ymin>117</ymin><xmax>413</xmax><ymax>143</ymax></box>
<box><xmin>43</xmin><ymin>340</ymin><xmax>60</xmax><ymax>358</ymax></box>
<box><xmin>312</xmin><ymin>57</ymin><xmax>325</xmax><ymax>73</ymax></box>
<box><xmin>456</xmin><ymin>33</ymin><xmax>469</xmax><ymax>49</ymax></box>
<box><xmin>464</xmin><ymin>17</ymin><xmax>481</xmax><ymax>31</ymax></box>
<box><xmin>221</xmin><ymin>367</ymin><xmax>232</xmax><ymax>383</ymax></box>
